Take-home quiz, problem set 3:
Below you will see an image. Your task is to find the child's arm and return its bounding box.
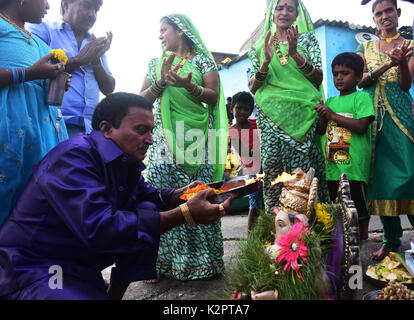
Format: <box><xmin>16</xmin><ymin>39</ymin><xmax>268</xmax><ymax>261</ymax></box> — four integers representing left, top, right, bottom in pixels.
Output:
<box><xmin>314</xmin><ymin>99</ymin><xmax>328</xmax><ymax>135</ymax></box>
<box><xmin>315</xmin><ymin>113</ymin><xmax>328</xmax><ymax>135</ymax></box>
<box><xmin>314</xmin><ymin>103</ymin><xmax>372</xmax><ymax>134</ymax></box>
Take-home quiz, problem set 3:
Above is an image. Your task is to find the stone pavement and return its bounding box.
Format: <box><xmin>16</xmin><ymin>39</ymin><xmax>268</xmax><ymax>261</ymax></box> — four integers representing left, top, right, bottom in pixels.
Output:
<box><xmin>102</xmin><ymin>212</ymin><xmax>414</xmax><ymax>300</ymax></box>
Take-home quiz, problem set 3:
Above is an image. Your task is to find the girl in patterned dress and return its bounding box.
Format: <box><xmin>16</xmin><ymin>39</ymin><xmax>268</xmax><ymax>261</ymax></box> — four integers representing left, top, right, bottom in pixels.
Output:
<box><xmin>357</xmin><ymin>0</ymin><xmax>414</xmax><ymax>261</ymax></box>
<box><xmin>140</xmin><ymin>14</ymin><xmax>228</xmax><ymax>281</ymax></box>
<box><xmin>248</xmin><ymin>0</ymin><xmax>329</xmax><ymax>214</ymax></box>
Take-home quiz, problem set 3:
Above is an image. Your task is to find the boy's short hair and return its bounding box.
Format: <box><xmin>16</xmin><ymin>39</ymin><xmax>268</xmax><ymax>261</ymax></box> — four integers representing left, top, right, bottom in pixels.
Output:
<box><xmin>231</xmin><ymin>91</ymin><xmax>254</xmax><ymax>111</ymax></box>
<box><xmin>331</xmin><ymin>52</ymin><xmax>365</xmax><ymax>76</ymax></box>
<box><xmin>92</xmin><ymin>92</ymin><xmax>153</xmax><ymax>130</ymax></box>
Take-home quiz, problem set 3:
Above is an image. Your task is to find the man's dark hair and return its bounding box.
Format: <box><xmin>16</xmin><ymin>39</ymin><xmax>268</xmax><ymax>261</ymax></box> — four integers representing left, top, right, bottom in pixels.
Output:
<box><xmin>231</xmin><ymin>91</ymin><xmax>255</xmax><ymax>111</ymax></box>
<box><xmin>331</xmin><ymin>52</ymin><xmax>365</xmax><ymax>76</ymax></box>
<box><xmin>61</xmin><ymin>0</ymin><xmax>103</xmax><ymax>16</ymax></box>
<box><xmin>92</xmin><ymin>92</ymin><xmax>153</xmax><ymax>130</ymax></box>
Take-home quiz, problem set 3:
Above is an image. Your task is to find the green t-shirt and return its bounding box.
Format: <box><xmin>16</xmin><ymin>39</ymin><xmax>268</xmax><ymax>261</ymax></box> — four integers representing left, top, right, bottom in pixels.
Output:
<box><xmin>321</xmin><ymin>91</ymin><xmax>375</xmax><ymax>184</ymax></box>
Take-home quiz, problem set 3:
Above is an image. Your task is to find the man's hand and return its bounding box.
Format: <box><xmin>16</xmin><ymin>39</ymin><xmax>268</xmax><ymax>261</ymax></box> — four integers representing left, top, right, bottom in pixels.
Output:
<box><xmin>72</xmin><ymin>35</ymin><xmax>109</xmax><ymax>67</ymax></box>
<box><xmin>187</xmin><ymin>189</ymin><xmax>233</xmax><ymax>225</ymax></box>
<box><xmin>92</xmin><ymin>32</ymin><xmax>113</xmax><ymax>66</ymax></box>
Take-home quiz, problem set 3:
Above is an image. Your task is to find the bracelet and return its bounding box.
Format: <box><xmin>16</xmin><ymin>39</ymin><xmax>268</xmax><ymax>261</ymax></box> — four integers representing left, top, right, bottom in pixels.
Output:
<box><xmin>150</xmin><ymin>86</ymin><xmax>162</xmax><ymax>97</ymax></box>
<box><xmin>255</xmin><ymin>70</ymin><xmax>268</xmax><ymax>82</ymax></box>
<box><xmin>299</xmin><ymin>60</ymin><xmax>314</xmax><ymax>75</ymax></box>
<box><xmin>305</xmin><ymin>65</ymin><xmax>316</xmax><ymax>77</ymax></box>
<box><xmin>196</xmin><ymin>86</ymin><xmax>204</xmax><ymax>99</ymax></box>
<box><xmin>188</xmin><ymin>82</ymin><xmax>200</xmax><ymax>96</ymax></box>
<box><xmin>297</xmin><ymin>58</ymin><xmax>307</xmax><ymax>69</ymax></box>
<box><xmin>151</xmin><ymin>81</ymin><xmax>165</xmax><ymax>96</ymax></box>
<box><xmin>180</xmin><ymin>203</ymin><xmax>197</xmax><ymax>227</ymax></box>
<box><xmin>156</xmin><ymin>79</ymin><xmax>166</xmax><ymax>89</ymax></box>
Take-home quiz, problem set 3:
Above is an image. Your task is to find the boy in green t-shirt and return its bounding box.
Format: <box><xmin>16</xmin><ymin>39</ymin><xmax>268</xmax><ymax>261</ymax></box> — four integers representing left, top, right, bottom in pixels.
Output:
<box><xmin>315</xmin><ymin>52</ymin><xmax>375</xmax><ymax>241</ymax></box>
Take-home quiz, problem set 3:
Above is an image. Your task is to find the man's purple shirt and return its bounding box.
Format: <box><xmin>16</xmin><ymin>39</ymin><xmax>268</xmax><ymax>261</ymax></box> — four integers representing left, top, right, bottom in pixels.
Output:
<box><xmin>0</xmin><ymin>130</ymin><xmax>174</xmax><ymax>297</ymax></box>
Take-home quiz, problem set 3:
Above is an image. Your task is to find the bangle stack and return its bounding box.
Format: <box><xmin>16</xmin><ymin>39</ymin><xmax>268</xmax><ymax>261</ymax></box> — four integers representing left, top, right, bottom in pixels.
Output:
<box><xmin>10</xmin><ymin>68</ymin><xmax>26</xmax><ymax>85</ymax></box>
<box><xmin>151</xmin><ymin>80</ymin><xmax>165</xmax><ymax>97</ymax></box>
<box><xmin>298</xmin><ymin>59</ymin><xmax>315</xmax><ymax>77</ymax></box>
<box><xmin>180</xmin><ymin>203</ymin><xmax>197</xmax><ymax>227</ymax></box>
<box><xmin>187</xmin><ymin>82</ymin><xmax>203</xmax><ymax>99</ymax></box>
<box><xmin>254</xmin><ymin>70</ymin><xmax>268</xmax><ymax>82</ymax></box>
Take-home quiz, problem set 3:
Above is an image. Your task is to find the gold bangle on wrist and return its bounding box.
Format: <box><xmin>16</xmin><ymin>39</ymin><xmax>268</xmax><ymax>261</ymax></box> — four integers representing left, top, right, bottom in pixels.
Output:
<box><xmin>255</xmin><ymin>70</ymin><xmax>268</xmax><ymax>82</ymax></box>
<box><xmin>196</xmin><ymin>86</ymin><xmax>204</xmax><ymax>99</ymax></box>
<box><xmin>180</xmin><ymin>203</ymin><xmax>197</xmax><ymax>227</ymax></box>
<box><xmin>156</xmin><ymin>80</ymin><xmax>166</xmax><ymax>89</ymax></box>
<box><xmin>297</xmin><ymin>58</ymin><xmax>307</xmax><ymax>69</ymax></box>
<box><xmin>305</xmin><ymin>65</ymin><xmax>316</xmax><ymax>77</ymax></box>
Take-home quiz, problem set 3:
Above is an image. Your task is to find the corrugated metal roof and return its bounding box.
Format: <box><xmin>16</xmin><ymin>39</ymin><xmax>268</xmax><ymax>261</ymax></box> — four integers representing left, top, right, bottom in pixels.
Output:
<box><xmin>313</xmin><ymin>19</ymin><xmax>376</xmax><ymax>32</ymax></box>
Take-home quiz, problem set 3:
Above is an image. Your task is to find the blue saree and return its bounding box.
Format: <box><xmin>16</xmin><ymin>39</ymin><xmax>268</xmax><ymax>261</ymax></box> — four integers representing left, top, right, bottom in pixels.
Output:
<box><xmin>0</xmin><ymin>17</ymin><xmax>68</xmax><ymax>225</ymax></box>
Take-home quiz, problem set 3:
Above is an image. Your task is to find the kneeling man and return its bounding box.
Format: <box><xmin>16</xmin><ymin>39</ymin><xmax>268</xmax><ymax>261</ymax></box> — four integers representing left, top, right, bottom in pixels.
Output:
<box><xmin>0</xmin><ymin>92</ymin><xmax>231</xmax><ymax>300</ymax></box>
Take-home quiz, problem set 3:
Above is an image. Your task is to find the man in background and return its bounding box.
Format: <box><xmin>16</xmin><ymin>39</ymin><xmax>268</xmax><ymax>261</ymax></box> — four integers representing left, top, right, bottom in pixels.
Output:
<box><xmin>29</xmin><ymin>0</ymin><xmax>115</xmax><ymax>136</ymax></box>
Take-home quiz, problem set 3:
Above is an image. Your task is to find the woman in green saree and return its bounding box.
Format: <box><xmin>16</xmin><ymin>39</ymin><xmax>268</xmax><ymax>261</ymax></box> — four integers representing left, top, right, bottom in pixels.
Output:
<box><xmin>248</xmin><ymin>0</ymin><xmax>329</xmax><ymax>213</ymax></box>
<box><xmin>140</xmin><ymin>14</ymin><xmax>228</xmax><ymax>280</ymax></box>
<box><xmin>357</xmin><ymin>0</ymin><xmax>414</xmax><ymax>261</ymax></box>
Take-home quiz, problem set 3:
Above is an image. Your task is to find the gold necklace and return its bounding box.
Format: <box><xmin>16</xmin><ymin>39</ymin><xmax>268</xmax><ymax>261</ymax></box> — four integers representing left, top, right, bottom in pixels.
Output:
<box><xmin>273</xmin><ymin>33</ymin><xmax>289</xmax><ymax>66</ymax></box>
<box><xmin>174</xmin><ymin>51</ymin><xmax>191</xmax><ymax>75</ymax></box>
<box><xmin>0</xmin><ymin>12</ymin><xmax>32</xmax><ymax>44</ymax></box>
<box><xmin>379</xmin><ymin>33</ymin><xmax>400</xmax><ymax>43</ymax></box>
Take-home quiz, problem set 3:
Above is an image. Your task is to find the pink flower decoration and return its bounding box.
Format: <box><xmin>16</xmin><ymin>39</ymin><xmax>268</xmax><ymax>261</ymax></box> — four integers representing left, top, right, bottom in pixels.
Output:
<box><xmin>230</xmin><ymin>289</ymin><xmax>242</xmax><ymax>300</ymax></box>
<box><xmin>276</xmin><ymin>222</ymin><xmax>309</xmax><ymax>271</ymax></box>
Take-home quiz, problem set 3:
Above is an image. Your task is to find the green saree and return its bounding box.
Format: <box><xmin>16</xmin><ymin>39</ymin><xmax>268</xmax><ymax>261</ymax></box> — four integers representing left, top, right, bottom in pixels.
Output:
<box><xmin>248</xmin><ymin>0</ymin><xmax>329</xmax><ymax>213</ymax></box>
<box><xmin>145</xmin><ymin>14</ymin><xmax>228</xmax><ymax>280</ymax></box>
<box><xmin>358</xmin><ymin>40</ymin><xmax>414</xmax><ymax>217</ymax></box>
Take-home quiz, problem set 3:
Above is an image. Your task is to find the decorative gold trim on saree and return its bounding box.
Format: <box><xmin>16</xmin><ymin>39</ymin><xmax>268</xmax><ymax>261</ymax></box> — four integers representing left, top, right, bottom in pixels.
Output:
<box><xmin>368</xmin><ymin>199</ymin><xmax>414</xmax><ymax>217</ymax></box>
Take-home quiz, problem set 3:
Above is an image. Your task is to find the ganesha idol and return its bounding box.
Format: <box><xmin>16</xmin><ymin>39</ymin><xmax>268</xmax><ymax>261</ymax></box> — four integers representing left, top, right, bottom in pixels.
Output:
<box><xmin>264</xmin><ymin>168</ymin><xmax>318</xmax><ymax>261</ymax></box>
<box><xmin>252</xmin><ymin>168</ymin><xmax>322</xmax><ymax>301</ymax></box>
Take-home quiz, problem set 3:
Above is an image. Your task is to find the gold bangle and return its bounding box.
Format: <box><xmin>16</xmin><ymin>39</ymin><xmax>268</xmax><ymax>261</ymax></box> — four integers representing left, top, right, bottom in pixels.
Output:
<box><xmin>305</xmin><ymin>65</ymin><xmax>316</xmax><ymax>77</ymax></box>
<box><xmin>150</xmin><ymin>86</ymin><xmax>161</xmax><ymax>98</ymax></box>
<box><xmin>196</xmin><ymin>86</ymin><xmax>204</xmax><ymax>98</ymax></box>
<box><xmin>156</xmin><ymin>79</ymin><xmax>166</xmax><ymax>89</ymax></box>
<box><xmin>254</xmin><ymin>75</ymin><xmax>264</xmax><ymax>83</ymax></box>
<box><xmin>297</xmin><ymin>58</ymin><xmax>307</xmax><ymax>69</ymax></box>
<box><xmin>180</xmin><ymin>203</ymin><xmax>197</xmax><ymax>227</ymax></box>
